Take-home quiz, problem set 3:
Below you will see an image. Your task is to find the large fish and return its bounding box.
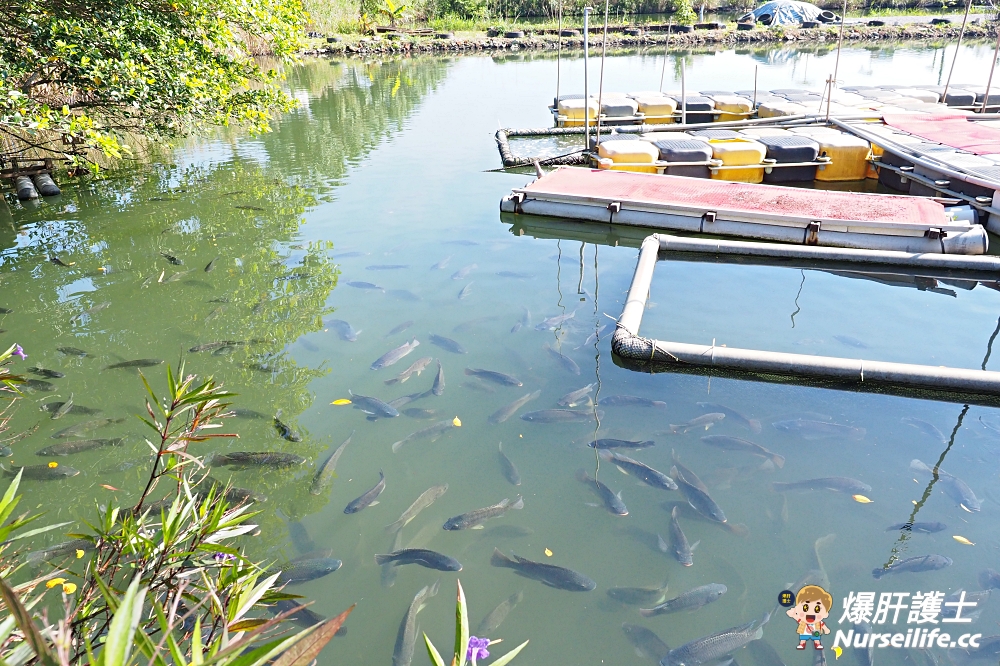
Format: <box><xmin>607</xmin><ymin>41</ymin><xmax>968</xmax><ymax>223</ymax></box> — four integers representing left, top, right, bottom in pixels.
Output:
<box><xmin>464</xmin><ymin>368</ymin><xmax>522</xmax><ymax>386</ymax></box>
<box><xmin>391</xmin><ymin>420</ymin><xmax>456</xmax><ymax>453</ymax></box>
<box><xmin>489</xmin><ymin>390</ymin><xmax>541</xmax><ymax>424</ymax></box>
<box><xmin>451</xmin><ymin>264</ymin><xmax>477</xmax><ymax>280</ymax></box>
<box><xmin>310</xmin><ymin>431</ymin><xmax>353</xmax><ymax>495</ymax></box>
<box><xmin>498</xmin><ymin>443</ymin><xmax>521</xmax><ymax>486</ymax></box>
<box><xmin>477</xmin><ymin>591</ymin><xmax>523</xmax><ymax>634</ymax></box>
<box><xmin>598</xmin><ymin>450</ymin><xmax>676</xmax><ymax>490</ymax></box>
<box><xmin>36</xmin><ymin>438</ymin><xmax>124</xmax><ymax>456</ymax></box>
<box><xmin>385</xmin><ymin>357</ymin><xmax>433</xmax><ymax>385</ymax></box>
<box><xmin>661</xmin><ymin>612</ymin><xmax>770</xmax><ymax>666</ymax></box>
<box><xmin>771</xmin><ymin>419</ymin><xmax>865</xmax><ymax>441</ymax></box>
<box><xmin>885</xmin><ymin>521</ymin><xmax>946</xmax><ymax>533</ymax></box>
<box><xmin>432</xmin><ymin>360</ymin><xmax>445</xmax><ymax>396</ymax></box>
<box><xmin>511</xmin><ymin>307</ymin><xmax>531</xmax><ymax>334</ymax></box>
<box><xmin>669</xmin><ymin>506</ymin><xmax>697</xmax><ymax>567</ymax></box>
<box><xmin>273</xmin><ymin>413</ymin><xmax>302</xmax><ymax>442</ymax></box>
<box><xmin>607</xmin><ymin>584</ymin><xmax>668</xmax><ymax>606</ymax></box>
<box><xmin>872</xmin><ymin>554</ymin><xmax>952</xmax><ymax>579</ymax></box>
<box><xmin>443</xmin><ymin>496</ymin><xmax>523</xmax><ymax>530</ymax></box>
<box><xmin>41</xmin><ymin>401</ymin><xmax>101</xmax><ymax>417</ymax></box>
<box><xmin>910</xmin><ymin>459</ymin><xmax>980</xmax><ymax>511</ymax></box>
<box><xmin>374</xmin><ymin>548</ymin><xmax>462</xmax><ymax>571</ymax></box>
<box><xmin>343</xmin><ymin>470</ymin><xmax>385</xmax><ymax>514</ymax></box>
<box><xmin>901</xmin><ymin>417</ymin><xmax>946</xmax><ymax>444</ymax></box>
<box><xmin>386</xmin><ymin>320</ymin><xmax>415</xmax><ymax>338</ymax></box>
<box><xmin>381</xmin><ymin>529</ymin><xmax>405</xmax><ymax>588</ymax></box>
<box><xmin>700</xmin><ymin>435</ymin><xmax>785</xmax><ymax>468</ymax></box>
<box><xmin>211</xmin><ymin>452</ymin><xmax>305</xmax><ymax>467</ymax></box>
<box><xmin>392</xmin><ymin>582</ymin><xmax>440</xmax><ymax>666</ymax></box>
<box><xmin>51</xmin><ymin>418</ymin><xmax>123</xmax><ymax>438</ymax></box>
<box><xmin>429</xmin><ymin>334</ymin><xmax>467</xmax><ymax>354</ymax></box>
<box><xmin>535</xmin><ymin>310</ymin><xmax>576</xmax><ymax>331</ymax></box>
<box><xmin>695</xmin><ymin>402</ymin><xmax>761</xmax><ymax>433</ymax></box>
<box><xmin>673</xmin><ymin>470</ymin><xmax>727</xmax><ymax>524</ymax></box>
<box><xmin>349</xmin><ymin>390</ymin><xmax>399</xmax><ymax>418</ymax></box>
<box><xmin>640</xmin><ymin>584</ymin><xmax>727</xmax><ymax>617</ymax></box>
<box><xmin>346</xmin><ymin>280</ymin><xmax>384</xmax><ymax>291</ymax></box>
<box><xmin>385</xmin><ymin>484</ymin><xmax>449</xmax><ymax>532</ymax></box>
<box><xmin>3</xmin><ymin>464</ymin><xmax>79</xmax><ymax>480</ymax></box>
<box><xmin>772</xmin><ymin>477</ymin><xmax>871</xmax><ymax>495</ymax></box>
<box><xmin>577</xmin><ymin>470</ymin><xmax>628</xmax><ymax>516</ymax></box>
<box><xmin>275</xmin><ymin>557</ymin><xmax>343</xmax><ymax>584</ymax></box>
<box><xmin>669</xmin><ymin>414</ymin><xmax>725</xmax><ymax>434</ymax></box>
<box><xmin>558</xmin><ymin>384</ymin><xmax>595</xmax><ymax>407</ymax></box>
<box><xmin>521</xmin><ymin>409</ymin><xmax>596</xmax><ymax>423</ymax></box>
<box><xmin>600</xmin><ymin>395</ymin><xmax>667</xmax><ymax>408</ymax></box>
<box><xmin>588</xmin><ymin>438</ymin><xmax>654</xmax><ymax>450</ymax></box>
<box><xmin>623</xmin><ymin>624</ymin><xmax>671</xmax><ymax>662</ymax></box>
<box><xmin>544</xmin><ymin>345</ymin><xmax>580</xmax><ymax>375</ymax></box>
<box><xmin>490</xmin><ymin>548</ymin><xmax>595</xmax><ymax>591</ymax></box>
<box><xmin>371</xmin><ymin>339</ymin><xmax>420</xmax><ymax>370</ymax></box>
<box><xmin>103</xmin><ymin>359</ymin><xmax>164</xmax><ymax>370</ymax></box>
<box><xmin>327</xmin><ymin>319</ymin><xmax>361</xmax><ymax>342</ymax></box>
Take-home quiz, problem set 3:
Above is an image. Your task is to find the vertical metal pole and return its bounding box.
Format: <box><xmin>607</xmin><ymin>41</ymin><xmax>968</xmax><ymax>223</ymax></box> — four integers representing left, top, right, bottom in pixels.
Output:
<box><xmin>982</xmin><ymin>26</ymin><xmax>1000</xmax><ymax>114</ymax></box>
<box><xmin>681</xmin><ymin>59</ymin><xmax>687</xmax><ymax>125</ymax></box>
<box><xmin>596</xmin><ymin>0</ymin><xmax>609</xmax><ymax>146</ymax></box>
<box><xmin>556</xmin><ymin>0</ymin><xmax>562</xmax><ymax>106</ymax></box>
<box><xmin>943</xmin><ymin>0</ymin><xmax>974</xmax><ymax>99</ymax></box>
<box><xmin>584</xmin><ymin>7</ymin><xmax>591</xmax><ymax>152</ymax></box>
<box><xmin>753</xmin><ymin>64</ymin><xmax>758</xmax><ymax>107</ymax></box>
<box><xmin>829</xmin><ymin>0</ymin><xmax>849</xmax><ymax>117</ymax></box>
<box><xmin>660</xmin><ymin>22</ymin><xmax>671</xmax><ymax>92</ymax></box>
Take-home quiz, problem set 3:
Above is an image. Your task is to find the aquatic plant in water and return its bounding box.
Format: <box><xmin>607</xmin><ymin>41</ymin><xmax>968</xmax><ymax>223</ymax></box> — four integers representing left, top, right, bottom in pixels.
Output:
<box><xmin>424</xmin><ymin>580</ymin><xmax>529</xmax><ymax>666</ymax></box>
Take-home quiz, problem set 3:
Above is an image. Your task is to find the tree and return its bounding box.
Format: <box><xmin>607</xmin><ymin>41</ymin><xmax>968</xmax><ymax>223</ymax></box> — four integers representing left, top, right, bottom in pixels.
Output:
<box><xmin>0</xmin><ymin>0</ymin><xmax>307</xmax><ymax>167</ymax></box>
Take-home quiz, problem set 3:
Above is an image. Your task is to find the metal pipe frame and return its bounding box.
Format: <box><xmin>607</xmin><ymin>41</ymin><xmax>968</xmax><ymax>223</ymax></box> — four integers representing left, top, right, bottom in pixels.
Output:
<box><xmin>610</xmin><ymin>233</ymin><xmax>1000</xmax><ymax>404</ymax></box>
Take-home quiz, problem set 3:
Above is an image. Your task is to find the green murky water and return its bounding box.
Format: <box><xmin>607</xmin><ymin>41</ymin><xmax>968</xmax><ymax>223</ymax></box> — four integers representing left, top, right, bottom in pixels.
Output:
<box><xmin>4</xmin><ymin>42</ymin><xmax>1000</xmax><ymax>666</ymax></box>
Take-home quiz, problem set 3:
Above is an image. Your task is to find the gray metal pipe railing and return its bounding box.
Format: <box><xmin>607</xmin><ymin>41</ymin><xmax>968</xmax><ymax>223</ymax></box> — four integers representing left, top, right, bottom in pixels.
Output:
<box><xmin>611</xmin><ymin>233</ymin><xmax>1000</xmax><ymax>398</ymax></box>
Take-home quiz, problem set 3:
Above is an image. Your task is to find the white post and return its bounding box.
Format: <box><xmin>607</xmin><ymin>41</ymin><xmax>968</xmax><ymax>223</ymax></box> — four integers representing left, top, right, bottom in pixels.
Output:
<box><xmin>584</xmin><ymin>7</ymin><xmax>592</xmax><ymax>151</ymax></box>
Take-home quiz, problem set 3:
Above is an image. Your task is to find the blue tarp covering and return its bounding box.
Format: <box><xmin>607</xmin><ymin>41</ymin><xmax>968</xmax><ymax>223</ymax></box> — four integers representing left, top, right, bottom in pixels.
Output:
<box><xmin>739</xmin><ymin>0</ymin><xmax>836</xmax><ymax>25</ymax></box>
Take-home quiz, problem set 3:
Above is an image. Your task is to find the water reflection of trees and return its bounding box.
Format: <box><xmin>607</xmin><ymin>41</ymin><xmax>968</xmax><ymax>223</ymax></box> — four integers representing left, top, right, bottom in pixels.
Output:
<box><xmin>0</xmin><ymin>56</ymin><xmax>450</xmax><ymax>541</ymax></box>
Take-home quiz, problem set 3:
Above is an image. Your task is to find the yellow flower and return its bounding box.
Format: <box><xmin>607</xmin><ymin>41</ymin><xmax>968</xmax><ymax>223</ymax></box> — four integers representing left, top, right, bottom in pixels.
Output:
<box><xmin>46</xmin><ymin>578</ymin><xmax>66</xmax><ymax>589</ymax></box>
<box><xmin>62</xmin><ymin>583</ymin><xmax>77</xmax><ymax>594</ymax></box>
<box><xmin>75</xmin><ymin>549</ymin><xmax>85</xmax><ymax>559</ymax></box>
<box><xmin>47</xmin><ymin>462</ymin><xmax>58</xmax><ymax>468</ymax></box>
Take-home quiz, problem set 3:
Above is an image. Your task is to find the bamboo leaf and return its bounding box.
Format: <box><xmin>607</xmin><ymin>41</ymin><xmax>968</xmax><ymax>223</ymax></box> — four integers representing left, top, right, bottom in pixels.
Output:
<box><xmin>424</xmin><ymin>633</ymin><xmax>447</xmax><ymax>666</ymax></box>
<box><xmin>488</xmin><ymin>640</ymin><xmax>529</xmax><ymax>666</ymax></box>
<box><xmin>191</xmin><ymin>617</ymin><xmax>203</xmax><ymax>666</ymax></box>
<box><xmin>228</xmin><ymin>618</ymin><xmax>269</xmax><ymax>632</ymax></box>
<box><xmin>102</xmin><ymin>573</ymin><xmax>145</xmax><ymax>666</ymax></box>
<box><xmin>231</xmin><ymin>573</ymin><xmax>280</xmax><ymax>623</ymax></box>
<box><xmin>454</xmin><ymin>580</ymin><xmax>468</xmax><ymax>666</ymax></box>
<box><xmin>271</xmin><ymin>604</ymin><xmax>354</xmax><ymax>666</ymax></box>
<box><xmin>0</xmin><ymin>575</ymin><xmax>58</xmax><ymax>666</ymax></box>
<box><xmin>7</xmin><ymin>521</ymin><xmax>72</xmax><ymax>542</ymax></box>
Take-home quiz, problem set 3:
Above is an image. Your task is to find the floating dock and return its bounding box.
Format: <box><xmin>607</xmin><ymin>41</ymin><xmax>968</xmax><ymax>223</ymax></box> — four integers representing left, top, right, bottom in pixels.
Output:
<box><xmin>500</xmin><ymin>166</ymin><xmax>988</xmax><ymax>254</ymax></box>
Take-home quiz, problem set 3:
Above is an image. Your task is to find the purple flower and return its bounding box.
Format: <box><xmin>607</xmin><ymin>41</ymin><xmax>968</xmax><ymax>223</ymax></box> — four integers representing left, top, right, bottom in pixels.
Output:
<box><xmin>213</xmin><ymin>552</ymin><xmax>236</xmax><ymax>563</ymax></box>
<box><xmin>12</xmin><ymin>345</ymin><xmax>25</xmax><ymax>360</ymax></box>
<box><xmin>467</xmin><ymin>636</ymin><xmax>490</xmax><ymax>663</ymax></box>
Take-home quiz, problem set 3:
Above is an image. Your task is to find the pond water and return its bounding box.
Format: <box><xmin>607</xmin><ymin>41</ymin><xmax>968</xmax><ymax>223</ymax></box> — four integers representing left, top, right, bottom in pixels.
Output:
<box><xmin>5</xmin><ymin>41</ymin><xmax>1000</xmax><ymax>666</ymax></box>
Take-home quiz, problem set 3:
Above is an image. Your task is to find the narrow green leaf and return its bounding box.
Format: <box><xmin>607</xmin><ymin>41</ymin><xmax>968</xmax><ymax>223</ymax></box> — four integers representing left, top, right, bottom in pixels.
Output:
<box><xmin>7</xmin><ymin>520</ymin><xmax>72</xmax><ymax>542</ymax></box>
<box><xmin>0</xmin><ymin>575</ymin><xmax>58</xmax><ymax>666</ymax></box>
<box><xmin>488</xmin><ymin>640</ymin><xmax>529</xmax><ymax>666</ymax></box>
<box><xmin>454</xmin><ymin>580</ymin><xmax>469</xmax><ymax>666</ymax></box>
<box><xmin>191</xmin><ymin>617</ymin><xmax>203</xmax><ymax>666</ymax></box>
<box><xmin>424</xmin><ymin>634</ymin><xmax>447</xmax><ymax>666</ymax></box>
<box><xmin>102</xmin><ymin>573</ymin><xmax>145</xmax><ymax>666</ymax></box>
<box><xmin>271</xmin><ymin>604</ymin><xmax>354</xmax><ymax>666</ymax></box>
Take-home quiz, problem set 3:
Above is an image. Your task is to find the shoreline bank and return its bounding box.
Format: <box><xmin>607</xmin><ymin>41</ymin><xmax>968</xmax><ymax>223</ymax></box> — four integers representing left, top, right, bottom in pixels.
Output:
<box><xmin>303</xmin><ymin>20</ymin><xmax>998</xmax><ymax>56</ymax></box>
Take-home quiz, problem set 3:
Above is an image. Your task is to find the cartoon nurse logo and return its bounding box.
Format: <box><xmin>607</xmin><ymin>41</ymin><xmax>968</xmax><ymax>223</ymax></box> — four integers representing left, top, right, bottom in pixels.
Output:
<box><xmin>785</xmin><ymin>585</ymin><xmax>833</xmax><ymax>651</ymax></box>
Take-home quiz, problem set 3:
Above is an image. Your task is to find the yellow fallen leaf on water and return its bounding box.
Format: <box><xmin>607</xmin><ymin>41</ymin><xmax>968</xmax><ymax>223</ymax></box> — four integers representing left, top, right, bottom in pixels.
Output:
<box><xmin>833</xmin><ymin>647</ymin><xmax>843</xmax><ymax>660</ymax></box>
<box><xmin>544</xmin><ymin>548</ymin><xmax>553</xmax><ymax>557</ymax></box>
<box><xmin>47</xmin><ymin>462</ymin><xmax>58</xmax><ymax>469</ymax></box>
<box><xmin>100</xmin><ymin>484</ymin><xmax>119</xmax><ymax>491</ymax></box>
<box><xmin>953</xmin><ymin>535</ymin><xmax>975</xmax><ymax>545</ymax></box>
<box><xmin>331</xmin><ymin>399</ymin><xmax>351</xmax><ymax>405</ymax></box>
<box><xmin>46</xmin><ymin>578</ymin><xmax>66</xmax><ymax>589</ymax></box>
<box><xmin>453</xmin><ymin>417</ymin><xmax>462</xmax><ymax>427</ymax></box>
<box><xmin>852</xmin><ymin>494</ymin><xmax>872</xmax><ymax>503</ymax></box>
<box><xmin>62</xmin><ymin>582</ymin><xmax>77</xmax><ymax>594</ymax></box>
<box><xmin>75</xmin><ymin>550</ymin><xmax>85</xmax><ymax>559</ymax></box>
